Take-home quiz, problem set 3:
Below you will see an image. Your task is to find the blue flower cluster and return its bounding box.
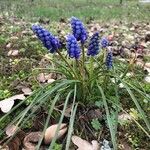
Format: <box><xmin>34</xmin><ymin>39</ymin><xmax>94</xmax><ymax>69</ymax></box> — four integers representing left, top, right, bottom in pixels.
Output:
<box><xmin>31</xmin><ymin>17</ymin><xmax>113</xmax><ymax>68</ymax></box>
<box><xmin>31</xmin><ymin>25</ymin><xmax>61</xmax><ymax>53</ymax></box>
<box><xmin>66</xmin><ymin>35</ymin><xmax>81</xmax><ymax>59</ymax></box>
<box><xmin>87</xmin><ymin>32</ymin><xmax>100</xmax><ymax>56</ymax></box>
<box><xmin>106</xmin><ymin>50</ymin><xmax>113</xmax><ymax>69</ymax></box>
<box><xmin>71</xmin><ymin>17</ymin><xmax>87</xmax><ymax>44</ymax></box>
<box><xmin>101</xmin><ymin>37</ymin><xmax>109</xmax><ymax>48</ymax></box>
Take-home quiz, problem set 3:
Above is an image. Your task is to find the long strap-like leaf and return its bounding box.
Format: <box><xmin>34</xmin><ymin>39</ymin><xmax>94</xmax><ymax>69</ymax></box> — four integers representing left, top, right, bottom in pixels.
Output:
<box><xmin>97</xmin><ymin>83</ymin><xmax>117</xmax><ymax>150</ymax></box>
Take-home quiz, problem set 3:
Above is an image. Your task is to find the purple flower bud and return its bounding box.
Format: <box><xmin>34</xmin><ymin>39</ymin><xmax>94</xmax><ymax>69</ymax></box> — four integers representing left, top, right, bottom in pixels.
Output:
<box><xmin>87</xmin><ymin>32</ymin><xmax>100</xmax><ymax>56</ymax></box>
<box><xmin>101</xmin><ymin>37</ymin><xmax>109</xmax><ymax>48</ymax></box>
<box><xmin>71</xmin><ymin>17</ymin><xmax>87</xmax><ymax>44</ymax></box>
<box><xmin>31</xmin><ymin>25</ymin><xmax>61</xmax><ymax>53</ymax></box>
<box><xmin>66</xmin><ymin>35</ymin><xmax>81</xmax><ymax>59</ymax></box>
<box><xmin>106</xmin><ymin>49</ymin><xmax>113</xmax><ymax>69</ymax></box>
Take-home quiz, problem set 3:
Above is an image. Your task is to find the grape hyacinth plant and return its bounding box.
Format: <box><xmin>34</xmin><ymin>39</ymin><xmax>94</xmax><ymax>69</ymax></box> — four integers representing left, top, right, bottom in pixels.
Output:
<box><xmin>1</xmin><ymin>17</ymin><xmax>150</xmax><ymax>150</ymax></box>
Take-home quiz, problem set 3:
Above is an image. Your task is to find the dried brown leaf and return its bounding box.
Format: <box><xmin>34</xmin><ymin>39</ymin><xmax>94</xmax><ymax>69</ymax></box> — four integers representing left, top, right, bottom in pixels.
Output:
<box><xmin>72</xmin><ymin>136</ymin><xmax>99</xmax><ymax>150</ymax></box>
<box><xmin>37</xmin><ymin>73</ymin><xmax>46</xmax><ymax>83</ymax></box>
<box><xmin>6</xmin><ymin>125</ymin><xmax>19</xmax><ymax>137</ymax></box>
<box><xmin>23</xmin><ymin>132</ymin><xmax>42</xmax><ymax>150</ymax></box>
<box><xmin>21</xmin><ymin>87</ymin><xmax>32</xmax><ymax>95</ymax></box>
<box><xmin>0</xmin><ymin>94</ymin><xmax>25</xmax><ymax>113</ymax></box>
<box><xmin>44</xmin><ymin>123</ymin><xmax>67</xmax><ymax>144</ymax></box>
<box><xmin>7</xmin><ymin>50</ymin><xmax>19</xmax><ymax>56</ymax></box>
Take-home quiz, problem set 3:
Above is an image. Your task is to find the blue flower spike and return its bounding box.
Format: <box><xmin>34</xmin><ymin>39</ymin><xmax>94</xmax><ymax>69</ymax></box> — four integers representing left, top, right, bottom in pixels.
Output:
<box><xmin>101</xmin><ymin>37</ymin><xmax>109</xmax><ymax>48</ymax></box>
<box><xmin>71</xmin><ymin>17</ymin><xmax>87</xmax><ymax>44</ymax></box>
<box><xmin>106</xmin><ymin>47</ymin><xmax>113</xmax><ymax>69</ymax></box>
<box><xmin>31</xmin><ymin>25</ymin><xmax>61</xmax><ymax>53</ymax></box>
<box><xmin>87</xmin><ymin>32</ymin><xmax>100</xmax><ymax>56</ymax></box>
<box><xmin>66</xmin><ymin>35</ymin><xmax>81</xmax><ymax>59</ymax></box>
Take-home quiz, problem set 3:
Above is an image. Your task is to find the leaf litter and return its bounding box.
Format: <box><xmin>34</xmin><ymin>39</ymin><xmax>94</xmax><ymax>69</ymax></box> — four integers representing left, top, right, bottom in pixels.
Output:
<box><xmin>0</xmin><ymin>15</ymin><xmax>150</xmax><ymax>149</ymax></box>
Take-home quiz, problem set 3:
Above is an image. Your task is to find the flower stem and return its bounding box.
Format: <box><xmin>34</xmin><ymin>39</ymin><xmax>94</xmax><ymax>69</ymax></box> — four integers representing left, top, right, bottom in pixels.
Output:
<box><xmin>81</xmin><ymin>44</ymin><xmax>85</xmax><ymax>73</ymax></box>
<box><xmin>81</xmin><ymin>44</ymin><xmax>86</xmax><ymax>101</ymax></box>
<box><xmin>56</xmin><ymin>50</ymin><xmax>77</xmax><ymax>78</ymax></box>
<box><xmin>89</xmin><ymin>56</ymin><xmax>94</xmax><ymax>78</ymax></box>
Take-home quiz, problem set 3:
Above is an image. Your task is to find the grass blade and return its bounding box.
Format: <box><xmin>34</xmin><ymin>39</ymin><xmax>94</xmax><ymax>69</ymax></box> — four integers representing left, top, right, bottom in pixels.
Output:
<box><xmin>48</xmin><ymin>90</ymin><xmax>74</xmax><ymax>150</ymax></box>
<box><xmin>65</xmin><ymin>85</ymin><xmax>78</xmax><ymax>150</ymax></box>
<box><xmin>97</xmin><ymin>83</ymin><xmax>117</xmax><ymax>150</ymax></box>
<box><xmin>36</xmin><ymin>93</ymin><xmax>60</xmax><ymax>149</ymax></box>
<box><xmin>121</xmin><ymin>81</ymin><xmax>150</xmax><ymax>131</ymax></box>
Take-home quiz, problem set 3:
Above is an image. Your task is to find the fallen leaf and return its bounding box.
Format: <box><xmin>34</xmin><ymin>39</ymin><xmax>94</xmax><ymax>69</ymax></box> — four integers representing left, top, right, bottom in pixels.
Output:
<box><xmin>47</xmin><ymin>79</ymin><xmax>55</xmax><ymax>84</ymax></box>
<box><xmin>44</xmin><ymin>123</ymin><xmax>67</xmax><ymax>144</ymax></box>
<box><xmin>6</xmin><ymin>125</ymin><xmax>19</xmax><ymax>137</ymax></box>
<box><xmin>0</xmin><ymin>94</ymin><xmax>25</xmax><ymax>113</ymax></box>
<box><xmin>118</xmin><ymin>113</ymin><xmax>131</xmax><ymax>121</ymax></box>
<box><xmin>72</xmin><ymin>136</ymin><xmax>92</xmax><ymax>150</ymax></box>
<box><xmin>7</xmin><ymin>50</ymin><xmax>19</xmax><ymax>56</ymax></box>
<box><xmin>0</xmin><ymin>145</ymin><xmax>9</xmax><ymax>150</ymax></box>
<box><xmin>21</xmin><ymin>87</ymin><xmax>32</xmax><ymax>95</ymax></box>
<box><xmin>37</xmin><ymin>73</ymin><xmax>46</xmax><ymax>83</ymax></box>
<box><xmin>1</xmin><ymin>130</ymin><xmax>25</xmax><ymax>150</ymax></box>
<box><xmin>23</xmin><ymin>132</ymin><xmax>42</xmax><ymax>150</ymax></box>
<box><xmin>0</xmin><ymin>99</ymin><xmax>14</xmax><ymax>113</ymax></box>
<box><xmin>7</xmin><ymin>130</ymin><xmax>25</xmax><ymax>150</ymax></box>
<box><xmin>145</xmin><ymin>63</ymin><xmax>150</xmax><ymax>68</ymax></box>
<box><xmin>140</xmin><ymin>42</ymin><xmax>147</xmax><ymax>48</ymax></box>
<box><xmin>72</xmin><ymin>135</ymin><xmax>100</xmax><ymax>150</ymax></box>
<box><xmin>135</xmin><ymin>60</ymin><xmax>144</xmax><ymax>67</ymax></box>
<box><xmin>6</xmin><ymin>43</ymin><xmax>12</xmax><ymax>49</ymax></box>
<box><xmin>37</xmin><ymin>73</ymin><xmax>56</xmax><ymax>83</ymax></box>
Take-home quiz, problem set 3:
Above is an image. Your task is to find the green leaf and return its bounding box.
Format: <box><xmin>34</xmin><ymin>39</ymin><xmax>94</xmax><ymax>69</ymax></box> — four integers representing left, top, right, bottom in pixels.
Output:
<box><xmin>48</xmin><ymin>90</ymin><xmax>74</xmax><ymax>149</ymax></box>
<box><xmin>121</xmin><ymin>81</ymin><xmax>150</xmax><ymax>132</ymax></box>
<box><xmin>91</xmin><ymin>118</ymin><xmax>101</xmax><ymax>131</ymax></box>
<box><xmin>97</xmin><ymin>83</ymin><xmax>117</xmax><ymax>150</ymax></box>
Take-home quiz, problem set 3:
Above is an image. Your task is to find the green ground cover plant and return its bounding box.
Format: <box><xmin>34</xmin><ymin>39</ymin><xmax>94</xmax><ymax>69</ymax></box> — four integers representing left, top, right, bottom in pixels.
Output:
<box><xmin>0</xmin><ymin>16</ymin><xmax>149</xmax><ymax>149</ymax></box>
<box><xmin>0</xmin><ymin>0</ymin><xmax>150</xmax><ymax>21</ymax></box>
